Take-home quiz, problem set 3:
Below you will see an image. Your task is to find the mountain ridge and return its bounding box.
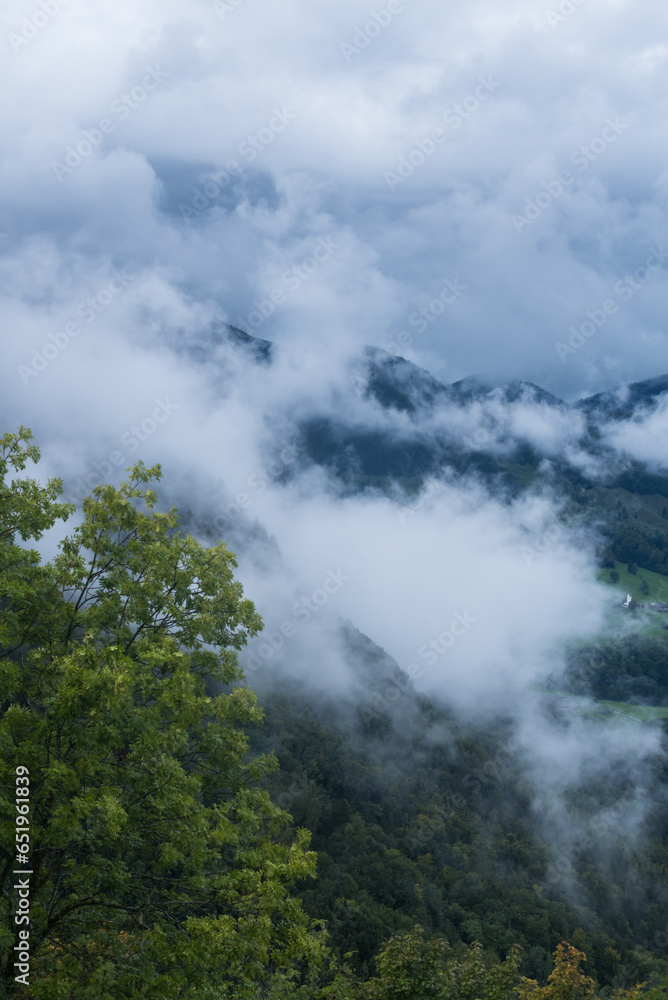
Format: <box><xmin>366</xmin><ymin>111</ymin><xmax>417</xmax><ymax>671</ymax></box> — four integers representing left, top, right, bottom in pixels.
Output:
<box><xmin>219</xmin><ymin>322</ymin><xmax>668</xmax><ymax>413</ymax></box>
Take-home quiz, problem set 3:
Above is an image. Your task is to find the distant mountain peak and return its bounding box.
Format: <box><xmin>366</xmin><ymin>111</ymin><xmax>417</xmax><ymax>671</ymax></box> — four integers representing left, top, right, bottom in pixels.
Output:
<box><xmin>360</xmin><ymin>346</ymin><xmax>452</xmax><ymax>413</ymax></box>
<box><xmin>576</xmin><ymin>373</ymin><xmax>668</xmax><ymax>419</ymax></box>
<box><xmin>450</xmin><ymin>374</ymin><xmax>565</xmax><ymax>408</ymax></box>
<box><xmin>214</xmin><ymin>322</ymin><xmax>274</xmax><ymax>363</ymax></box>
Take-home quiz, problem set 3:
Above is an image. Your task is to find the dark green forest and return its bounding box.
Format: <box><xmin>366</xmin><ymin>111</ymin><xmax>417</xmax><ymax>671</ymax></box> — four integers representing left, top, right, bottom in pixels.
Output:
<box><xmin>2</xmin><ymin>426</ymin><xmax>668</xmax><ymax>998</ymax></box>
<box><xmin>251</xmin><ymin>670</ymin><xmax>668</xmax><ymax>989</ymax></box>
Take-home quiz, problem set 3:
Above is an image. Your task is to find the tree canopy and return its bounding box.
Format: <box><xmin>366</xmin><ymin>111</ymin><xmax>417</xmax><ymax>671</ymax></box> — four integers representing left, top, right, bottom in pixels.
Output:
<box><xmin>0</xmin><ymin>428</ymin><xmax>322</xmax><ymax>998</ymax></box>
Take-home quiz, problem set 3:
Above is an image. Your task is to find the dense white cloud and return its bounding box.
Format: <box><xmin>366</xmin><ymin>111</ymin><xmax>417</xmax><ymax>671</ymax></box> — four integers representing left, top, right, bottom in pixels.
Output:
<box><xmin>603</xmin><ymin>395</ymin><xmax>668</xmax><ymax>469</ymax></box>
<box><xmin>0</xmin><ymin>0</ymin><xmax>667</xmax><ymax>402</ymax></box>
<box><xmin>239</xmin><ymin>478</ymin><xmax>604</xmax><ymax>702</ymax></box>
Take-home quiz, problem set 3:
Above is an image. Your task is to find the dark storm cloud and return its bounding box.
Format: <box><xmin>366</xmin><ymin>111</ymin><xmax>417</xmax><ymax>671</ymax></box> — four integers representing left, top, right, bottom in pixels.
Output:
<box><xmin>1</xmin><ymin>0</ymin><xmax>667</xmax><ymax>404</ymax></box>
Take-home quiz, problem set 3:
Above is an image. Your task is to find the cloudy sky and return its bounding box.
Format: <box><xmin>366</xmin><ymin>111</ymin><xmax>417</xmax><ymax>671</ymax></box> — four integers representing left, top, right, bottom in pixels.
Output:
<box><xmin>2</xmin><ymin>0</ymin><xmax>666</xmax><ymax>713</ymax></box>
<box><xmin>2</xmin><ymin>0</ymin><xmax>668</xmax><ymax>411</ymax></box>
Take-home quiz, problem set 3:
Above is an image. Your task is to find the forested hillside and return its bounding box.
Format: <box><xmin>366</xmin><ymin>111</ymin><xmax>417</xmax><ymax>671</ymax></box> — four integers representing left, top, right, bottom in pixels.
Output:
<box><xmin>250</xmin><ymin>654</ymin><xmax>668</xmax><ymax>988</ymax></box>
<box><xmin>2</xmin><ymin>427</ymin><xmax>668</xmax><ymax>998</ymax></box>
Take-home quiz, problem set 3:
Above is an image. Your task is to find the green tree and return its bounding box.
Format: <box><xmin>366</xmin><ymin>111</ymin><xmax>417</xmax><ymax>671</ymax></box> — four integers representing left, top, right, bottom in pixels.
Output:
<box><xmin>516</xmin><ymin>942</ymin><xmax>659</xmax><ymax>1000</ymax></box>
<box><xmin>325</xmin><ymin>931</ymin><xmax>662</xmax><ymax>1000</ymax></box>
<box><xmin>337</xmin><ymin>925</ymin><xmax>524</xmax><ymax>1000</ymax></box>
<box><xmin>363</xmin><ymin>925</ymin><xmax>452</xmax><ymax>1000</ymax></box>
<box><xmin>0</xmin><ymin>429</ymin><xmax>323</xmax><ymax>998</ymax></box>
